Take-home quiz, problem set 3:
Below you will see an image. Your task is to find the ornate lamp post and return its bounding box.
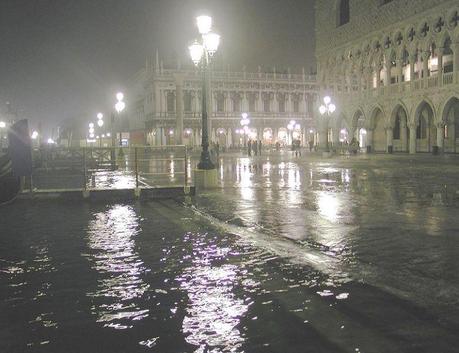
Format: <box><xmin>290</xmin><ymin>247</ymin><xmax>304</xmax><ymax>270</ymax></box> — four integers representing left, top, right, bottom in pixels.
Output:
<box><xmin>114</xmin><ymin>92</ymin><xmax>125</xmax><ymax>146</ymax></box>
<box><xmin>188</xmin><ymin>15</ymin><xmax>220</xmax><ymax>170</ymax></box>
<box><xmin>96</xmin><ymin>113</ymin><xmax>104</xmax><ymax>147</ymax></box>
<box><xmin>318</xmin><ymin>96</ymin><xmax>336</xmax><ymax>152</ymax></box>
<box><xmin>240</xmin><ymin>113</ymin><xmax>250</xmax><ymax>148</ymax></box>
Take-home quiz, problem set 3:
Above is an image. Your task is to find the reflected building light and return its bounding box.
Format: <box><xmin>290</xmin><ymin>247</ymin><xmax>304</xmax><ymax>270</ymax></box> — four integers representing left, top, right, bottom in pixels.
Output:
<box><xmin>317</xmin><ymin>192</ymin><xmax>340</xmax><ymax>223</ymax></box>
<box><xmin>177</xmin><ymin>235</ymin><xmax>248</xmax><ymax>352</ymax></box>
<box><xmin>86</xmin><ymin>205</ymin><xmax>149</xmax><ymax>329</ymax></box>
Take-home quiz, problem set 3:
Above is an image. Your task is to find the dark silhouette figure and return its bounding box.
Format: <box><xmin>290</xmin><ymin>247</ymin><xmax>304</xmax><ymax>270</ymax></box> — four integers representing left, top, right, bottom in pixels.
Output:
<box><xmin>258</xmin><ymin>140</ymin><xmax>262</xmax><ymax>155</ymax></box>
<box><xmin>253</xmin><ymin>140</ymin><xmax>258</xmax><ymax>156</ymax></box>
<box><xmin>247</xmin><ymin>140</ymin><xmax>252</xmax><ymax>156</ymax></box>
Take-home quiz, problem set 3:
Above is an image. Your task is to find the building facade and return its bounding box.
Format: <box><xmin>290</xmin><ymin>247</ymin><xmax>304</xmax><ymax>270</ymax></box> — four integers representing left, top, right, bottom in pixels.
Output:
<box><xmin>316</xmin><ymin>0</ymin><xmax>459</xmax><ymax>153</ymax></box>
<box><xmin>126</xmin><ymin>55</ymin><xmax>318</xmax><ymax>148</ymax></box>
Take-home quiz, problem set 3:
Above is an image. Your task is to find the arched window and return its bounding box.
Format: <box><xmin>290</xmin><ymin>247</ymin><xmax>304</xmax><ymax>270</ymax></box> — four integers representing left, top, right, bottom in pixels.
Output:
<box><xmin>167</xmin><ymin>92</ymin><xmax>175</xmax><ymax>112</ymax></box>
<box><xmin>216</xmin><ymin>93</ymin><xmax>225</xmax><ymax>112</ymax></box>
<box><xmin>232</xmin><ymin>95</ymin><xmax>241</xmax><ymax>112</ymax></box>
<box><xmin>248</xmin><ymin>94</ymin><xmax>256</xmax><ymax>112</ymax></box>
<box><xmin>263</xmin><ymin>96</ymin><xmax>270</xmax><ymax>113</ymax></box>
<box><xmin>393</xmin><ymin>116</ymin><xmax>401</xmax><ymax>139</ymax></box>
<box><xmin>184</xmin><ymin>92</ymin><xmax>192</xmax><ymax>111</ymax></box>
<box><xmin>337</xmin><ymin>0</ymin><xmax>350</xmax><ymax>27</ymax></box>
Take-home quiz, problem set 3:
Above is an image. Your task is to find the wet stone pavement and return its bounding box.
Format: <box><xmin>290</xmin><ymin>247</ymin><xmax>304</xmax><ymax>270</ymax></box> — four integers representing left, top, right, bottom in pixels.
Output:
<box><xmin>2</xmin><ymin>151</ymin><xmax>459</xmax><ymax>352</ymax></box>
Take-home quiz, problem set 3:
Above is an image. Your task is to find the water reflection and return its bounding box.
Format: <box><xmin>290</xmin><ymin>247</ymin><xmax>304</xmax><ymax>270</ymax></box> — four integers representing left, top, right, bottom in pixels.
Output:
<box><xmin>90</xmin><ymin>171</ymin><xmax>136</xmax><ymax>189</ymax></box>
<box><xmin>177</xmin><ymin>233</ymin><xmax>249</xmax><ymax>352</ymax></box>
<box><xmin>85</xmin><ymin>205</ymin><xmax>149</xmax><ymax>329</ymax></box>
<box><xmin>317</xmin><ymin>192</ymin><xmax>340</xmax><ymax>222</ymax></box>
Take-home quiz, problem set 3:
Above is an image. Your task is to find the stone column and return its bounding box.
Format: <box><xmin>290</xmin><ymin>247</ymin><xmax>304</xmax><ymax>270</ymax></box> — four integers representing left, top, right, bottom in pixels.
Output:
<box><xmin>162</xmin><ymin>127</ymin><xmax>167</xmax><ymax>146</ymax></box>
<box><xmin>318</xmin><ymin>128</ymin><xmax>328</xmax><ymax>151</ymax></box>
<box><xmin>437</xmin><ymin>48</ymin><xmax>444</xmax><ymax>86</ymax></box>
<box><xmin>409</xmin><ymin>123</ymin><xmax>417</xmax><ymax>154</ymax></box>
<box><xmin>409</xmin><ymin>56</ymin><xmax>415</xmax><ymax>82</ymax></box>
<box><xmin>400</xmin><ymin>119</ymin><xmax>407</xmax><ymax>152</ymax></box>
<box><xmin>332</xmin><ymin>126</ymin><xmax>340</xmax><ymax>150</ymax></box>
<box><xmin>396</xmin><ymin>59</ymin><xmax>403</xmax><ymax>83</ymax></box>
<box><xmin>376</xmin><ymin>67</ymin><xmax>381</xmax><ymax>88</ymax></box>
<box><xmin>227</xmin><ymin>129</ymin><xmax>232</xmax><ymax>148</ymax></box>
<box><xmin>422</xmin><ymin>51</ymin><xmax>430</xmax><ymax>79</ymax></box>
<box><xmin>366</xmin><ymin>129</ymin><xmax>373</xmax><ymax>153</ymax></box>
<box><xmin>386</xmin><ymin>127</ymin><xmax>393</xmax><ymax>153</ymax></box>
<box><xmin>211</xmin><ymin>128</ymin><xmax>216</xmax><ymax>144</ymax></box>
<box><xmin>453</xmin><ymin>41</ymin><xmax>459</xmax><ymax>83</ymax></box>
<box><xmin>256</xmin><ymin>92</ymin><xmax>262</xmax><ymax>112</ymax></box>
<box><xmin>242</xmin><ymin>93</ymin><xmax>248</xmax><ymax>112</ymax></box>
<box><xmin>436</xmin><ymin>123</ymin><xmax>444</xmax><ymax>154</ymax></box>
<box><xmin>174</xmin><ymin>74</ymin><xmax>184</xmax><ymax>145</ymax></box>
<box><xmin>384</xmin><ymin>61</ymin><xmax>391</xmax><ymax>86</ymax></box>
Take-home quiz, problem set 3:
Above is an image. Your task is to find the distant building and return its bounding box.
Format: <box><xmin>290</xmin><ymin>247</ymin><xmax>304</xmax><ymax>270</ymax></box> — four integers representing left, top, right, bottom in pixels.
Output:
<box><xmin>124</xmin><ymin>52</ymin><xmax>318</xmax><ymax>148</ymax></box>
<box><xmin>315</xmin><ymin>0</ymin><xmax>459</xmax><ymax>153</ymax></box>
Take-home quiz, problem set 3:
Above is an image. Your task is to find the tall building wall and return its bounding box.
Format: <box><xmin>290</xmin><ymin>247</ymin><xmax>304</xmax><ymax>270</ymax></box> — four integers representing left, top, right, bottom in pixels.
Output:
<box><xmin>314</xmin><ymin>0</ymin><xmax>459</xmax><ymax>154</ymax></box>
<box><xmin>316</xmin><ymin>0</ymin><xmax>454</xmax><ymax>56</ymax></box>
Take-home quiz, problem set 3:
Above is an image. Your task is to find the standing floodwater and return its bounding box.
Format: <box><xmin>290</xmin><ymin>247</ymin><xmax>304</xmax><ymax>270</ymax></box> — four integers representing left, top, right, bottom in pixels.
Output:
<box><xmin>2</xmin><ymin>154</ymin><xmax>459</xmax><ymax>353</ymax></box>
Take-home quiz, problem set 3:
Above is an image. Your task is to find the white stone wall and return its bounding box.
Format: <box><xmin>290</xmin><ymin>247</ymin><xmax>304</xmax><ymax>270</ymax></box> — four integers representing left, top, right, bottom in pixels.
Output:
<box><xmin>316</xmin><ymin>0</ymin><xmax>455</xmax><ymax>56</ymax></box>
<box><xmin>315</xmin><ymin>0</ymin><xmax>459</xmax><ymax>154</ymax></box>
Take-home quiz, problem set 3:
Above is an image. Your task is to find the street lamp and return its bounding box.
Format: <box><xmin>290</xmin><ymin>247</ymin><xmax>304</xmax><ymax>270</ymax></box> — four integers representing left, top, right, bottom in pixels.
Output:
<box><xmin>240</xmin><ymin>113</ymin><xmax>250</xmax><ymax>149</ymax></box>
<box><xmin>114</xmin><ymin>92</ymin><xmax>126</xmax><ymax>146</ymax></box>
<box><xmin>188</xmin><ymin>15</ymin><xmax>220</xmax><ymax>170</ymax></box>
<box><xmin>318</xmin><ymin>96</ymin><xmax>336</xmax><ymax>152</ymax></box>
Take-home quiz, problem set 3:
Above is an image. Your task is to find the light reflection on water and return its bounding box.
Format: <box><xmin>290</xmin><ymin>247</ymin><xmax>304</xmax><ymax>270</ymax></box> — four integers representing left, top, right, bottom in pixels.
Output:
<box><xmin>177</xmin><ymin>233</ymin><xmax>249</xmax><ymax>352</ymax></box>
<box><xmin>85</xmin><ymin>204</ymin><xmax>149</xmax><ymax>329</ymax></box>
<box><xmin>90</xmin><ymin>171</ymin><xmax>136</xmax><ymax>189</ymax></box>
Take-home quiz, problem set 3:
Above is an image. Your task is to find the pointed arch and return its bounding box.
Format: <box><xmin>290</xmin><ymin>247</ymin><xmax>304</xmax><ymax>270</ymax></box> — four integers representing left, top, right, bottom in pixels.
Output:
<box><xmin>414</xmin><ymin>99</ymin><xmax>437</xmax><ymax>152</ymax></box>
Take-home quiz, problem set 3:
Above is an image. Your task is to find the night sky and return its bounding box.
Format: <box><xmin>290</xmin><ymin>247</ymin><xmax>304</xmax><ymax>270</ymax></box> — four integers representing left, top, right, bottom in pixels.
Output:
<box><xmin>0</xmin><ymin>0</ymin><xmax>315</xmax><ymax>135</ymax></box>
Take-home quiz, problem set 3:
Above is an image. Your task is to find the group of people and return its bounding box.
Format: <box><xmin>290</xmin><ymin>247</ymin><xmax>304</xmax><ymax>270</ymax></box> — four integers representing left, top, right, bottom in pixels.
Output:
<box><xmin>247</xmin><ymin>140</ymin><xmax>262</xmax><ymax>156</ymax></box>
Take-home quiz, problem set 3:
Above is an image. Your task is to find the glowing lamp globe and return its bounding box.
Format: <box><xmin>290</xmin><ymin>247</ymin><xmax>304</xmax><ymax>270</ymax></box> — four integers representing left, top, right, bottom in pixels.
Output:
<box><xmin>329</xmin><ymin>104</ymin><xmax>336</xmax><ymax>113</ymax></box>
<box><xmin>203</xmin><ymin>32</ymin><xmax>220</xmax><ymax>56</ymax></box>
<box><xmin>189</xmin><ymin>41</ymin><xmax>204</xmax><ymax>65</ymax></box>
<box><xmin>97</xmin><ymin>113</ymin><xmax>103</xmax><ymax>120</ymax></box>
<box><xmin>97</xmin><ymin>119</ymin><xmax>104</xmax><ymax>127</ymax></box>
<box><xmin>319</xmin><ymin>105</ymin><xmax>327</xmax><ymax>115</ymax></box>
<box><xmin>115</xmin><ymin>100</ymin><xmax>126</xmax><ymax>113</ymax></box>
<box><xmin>116</xmin><ymin>92</ymin><xmax>124</xmax><ymax>101</ymax></box>
<box><xmin>0</xmin><ymin>121</ymin><xmax>6</xmax><ymax>128</ymax></box>
<box><xmin>196</xmin><ymin>15</ymin><xmax>212</xmax><ymax>34</ymax></box>
<box><xmin>324</xmin><ymin>96</ymin><xmax>331</xmax><ymax>105</ymax></box>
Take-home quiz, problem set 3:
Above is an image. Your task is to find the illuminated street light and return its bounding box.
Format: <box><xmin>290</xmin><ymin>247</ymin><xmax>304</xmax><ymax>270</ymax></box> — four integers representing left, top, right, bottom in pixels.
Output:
<box><xmin>47</xmin><ymin>138</ymin><xmax>55</xmax><ymax>144</ymax></box>
<box><xmin>0</xmin><ymin>121</ymin><xmax>6</xmax><ymax>128</ymax></box>
<box><xmin>319</xmin><ymin>96</ymin><xmax>336</xmax><ymax>152</ymax></box>
<box><xmin>196</xmin><ymin>15</ymin><xmax>212</xmax><ymax>34</ymax></box>
<box><xmin>31</xmin><ymin>130</ymin><xmax>39</xmax><ymax>139</ymax></box>
<box><xmin>97</xmin><ymin>119</ymin><xmax>104</xmax><ymax>127</ymax></box>
<box><xmin>97</xmin><ymin>113</ymin><xmax>103</xmax><ymax>120</ymax></box>
<box><xmin>188</xmin><ymin>14</ymin><xmax>221</xmax><ymax>170</ymax></box>
<box><xmin>113</xmin><ymin>92</ymin><xmax>126</xmax><ymax>148</ymax></box>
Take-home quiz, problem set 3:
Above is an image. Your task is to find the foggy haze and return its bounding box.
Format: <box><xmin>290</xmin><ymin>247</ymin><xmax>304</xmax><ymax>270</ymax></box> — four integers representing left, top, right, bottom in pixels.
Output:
<box><xmin>0</xmin><ymin>0</ymin><xmax>315</xmax><ymax>134</ymax></box>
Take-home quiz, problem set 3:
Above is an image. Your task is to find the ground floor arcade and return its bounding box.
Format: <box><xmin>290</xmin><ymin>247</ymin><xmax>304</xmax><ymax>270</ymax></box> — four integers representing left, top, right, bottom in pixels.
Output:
<box><xmin>322</xmin><ymin>95</ymin><xmax>459</xmax><ymax>154</ymax></box>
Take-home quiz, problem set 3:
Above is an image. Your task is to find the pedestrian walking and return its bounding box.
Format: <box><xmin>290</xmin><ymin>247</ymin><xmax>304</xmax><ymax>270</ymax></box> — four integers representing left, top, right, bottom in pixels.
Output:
<box><xmin>253</xmin><ymin>140</ymin><xmax>258</xmax><ymax>156</ymax></box>
<box><xmin>258</xmin><ymin>140</ymin><xmax>262</xmax><ymax>155</ymax></box>
<box><xmin>247</xmin><ymin>139</ymin><xmax>252</xmax><ymax>156</ymax></box>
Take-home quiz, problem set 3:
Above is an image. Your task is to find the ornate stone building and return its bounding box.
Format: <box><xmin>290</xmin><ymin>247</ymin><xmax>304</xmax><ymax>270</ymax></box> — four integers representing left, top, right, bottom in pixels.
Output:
<box><xmin>126</xmin><ymin>53</ymin><xmax>317</xmax><ymax>148</ymax></box>
<box><xmin>316</xmin><ymin>0</ymin><xmax>459</xmax><ymax>153</ymax></box>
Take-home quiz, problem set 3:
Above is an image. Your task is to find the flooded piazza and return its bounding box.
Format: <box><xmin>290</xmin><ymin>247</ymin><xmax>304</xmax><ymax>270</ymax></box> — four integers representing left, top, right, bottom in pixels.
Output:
<box><xmin>2</xmin><ymin>152</ymin><xmax>459</xmax><ymax>352</ymax></box>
